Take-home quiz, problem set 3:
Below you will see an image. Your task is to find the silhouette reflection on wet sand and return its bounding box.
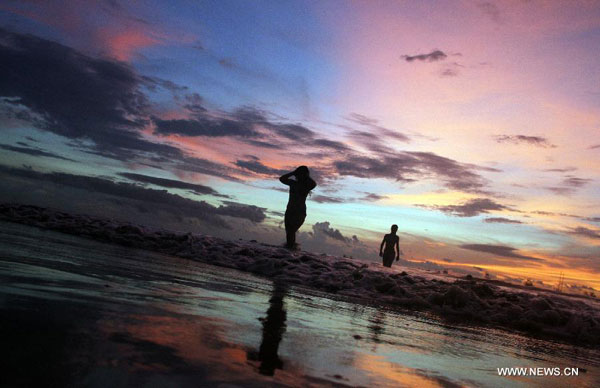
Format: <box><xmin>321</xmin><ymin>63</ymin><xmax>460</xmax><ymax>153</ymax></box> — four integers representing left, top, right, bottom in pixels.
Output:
<box><xmin>368</xmin><ymin>309</ymin><xmax>386</xmax><ymax>352</ymax></box>
<box><xmin>247</xmin><ymin>282</ymin><xmax>288</xmax><ymax>376</ymax></box>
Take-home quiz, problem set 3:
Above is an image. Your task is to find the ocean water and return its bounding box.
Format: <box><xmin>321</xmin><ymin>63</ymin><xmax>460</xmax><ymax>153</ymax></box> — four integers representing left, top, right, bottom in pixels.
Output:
<box><xmin>0</xmin><ymin>221</ymin><xmax>598</xmax><ymax>387</ymax></box>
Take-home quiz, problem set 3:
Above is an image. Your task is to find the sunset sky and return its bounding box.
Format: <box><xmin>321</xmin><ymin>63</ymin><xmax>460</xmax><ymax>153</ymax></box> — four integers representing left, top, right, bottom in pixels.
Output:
<box><xmin>1</xmin><ymin>1</ymin><xmax>599</xmax><ymax>292</ymax></box>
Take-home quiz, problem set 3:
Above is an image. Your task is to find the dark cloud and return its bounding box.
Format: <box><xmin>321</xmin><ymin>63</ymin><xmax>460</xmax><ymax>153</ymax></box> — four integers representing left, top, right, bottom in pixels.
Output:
<box><xmin>421</xmin><ymin>198</ymin><xmax>508</xmax><ymax>217</ymax></box>
<box><xmin>152</xmin><ymin>105</ymin><xmax>353</xmax><ymax>157</ymax></box>
<box><xmin>408</xmin><ymin>152</ymin><xmax>490</xmax><ymax>192</ymax></box>
<box><xmin>0</xmin><ymin>27</ymin><xmax>157</xmax><ymax>158</ymax></box>
<box><xmin>269</xmin><ymin>186</ymin><xmax>289</xmax><ymax>194</ymax></box>
<box><xmin>346</xmin><ymin>130</ymin><xmax>396</xmax><ymax>154</ymax></box>
<box><xmin>530</xmin><ymin>210</ymin><xmax>579</xmax><ymax>218</ymax></box>
<box><xmin>563</xmin><ymin>176</ymin><xmax>592</xmax><ymax>187</ymax></box>
<box><xmin>333</xmin><ymin>154</ymin><xmax>417</xmax><ymax>182</ymax></box>
<box><xmin>483</xmin><ymin>217</ymin><xmax>523</xmax><ymax>224</ymax></box>
<box><xmin>460</xmin><ymin>244</ymin><xmax>541</xmax><ymax>261</ymax></box>
<box><xmin>545</xmin><ymin>175</ymin><xmax>592</xmax><ymax>195</ymax></box>
<box><xmin>165</xmin><ymin>154</ymin><xmax>239</xmax><ymax>181</ymax></box>
<box><xmin>0</xmin><ymin>143</ymin><xmax>76</xmax><ymax>162</ymax></box>
<box><xmin>360</xmin><ymin>193</ymin><xmax>387</xmax><ymax>202</ymax></box>
<box><xmin>0</xmin><ymin>28</ymin><xmax>502</xmax><ymax>198</ymax></box>
<box><xmin>477</xmin><ymin>2</ymin><xmax>501</xmax><ymax>22</ymax></box>
<box><xmin>440</xmin><ymin>67</ymin><xmax>459</xmax><ymax>77</ymax></box>
<box><xmin>117</xmin><ymin>172</ymin><xmax>225</xmax><ymax>197</ymax></box>
<box><xmin>347</xmin><ymin>113</ymin><xmax>378</xmax><ymax>126</ymax></box>
<box><xmin>402</xmin><ymin>50</ymin><xmax>448</xmax><ymax>62</ymax></box>
<box><xmin>0</xmin><ymin>165</ymin><xmax>265</xmax><ymax>226</ymax></box>
<box><xmin>333</xmin><ymin>150</ymin><xmax>490</xmax><ymax>193</ymax></box>
<box><xmin>309</xmin><ymin>192</ymin><xmax>388</xmax><ymax>204</ymax></box>
<box><xmin>244</xmin><ymin>139</ymin><xmax>284</xmax><ymax>150</ymax></box>
<box><xmin>583</xmin><ymin>217</ymin><xmax>600</xmax><ymax>223</ymax></box>
<box><xmin>494</xmin><ymin>135</ymin><xmax>556</xmax><ymax>148</ymax></box>
<box><xmin>71</xmin><ymin>131</ymin><xmax>187</xmax><ymax>163</ymax></box>
<box><xmin>545</xmin><ymin>187</ymin><xmax>574</xmax><ymax>195</ymax></box>
<box><xmin>347</xmin><ymin>113</ymin><xmax>410</xmax><ymax>143</ymax></box>
<box><xmin>589</xmin><ymin>144</ymin><xmax>600</xmax><ymax>149</ymax></box>
<box><xmin>0</xmin><ymin>28</ymin><xmax>240</xmax><ymax>180</ymax></box>
<box><xmin>216</xmin><ymin>201</ymin><xmax>266</xmax><ymax>223</ymax></box>
<box><xmin>543</xmin><ymin>167</ymin><xmax>577</xmax><ymax>173</ymax></box>
<box><xmin>232</xmin><ymin>107</ymin><xmax>315</xmax><ymax>140</ymax></box>
<box><xmin>153</xmin><ymin>106</ymin><xmax>316</xmax><ymax>141</ymax></box>
<box><xmin>141</xmin><ymin>76</ymin><xmax>188</xmax><ymax>93</ymax></box>
<box><xmin>312</xmin><ymin>221</ymin><xmax>354</xmax><ymax>243</ymax></box>
<box><xmin>234</xmin><ymin>157</ymin><xmax>287</xmax><ymax>176</ymax></box>
<box><xmin>467</xmin><ymin>163</ymin><xmax>502</xmax><ymax>173</ymax></box>
<box><xmin>153</xmin><ymin>115</ymin><xmax>259</xmax><ymax>138</ymax></box>
<box><xmin>180</xmin><ymin>93</ymin><xmax>207</xmax><ymax>114</ymax></box>
<box><xmin>311</xmin><ymin>194</ymin><xmax>345</xmax><ymax>204</ymax></box>
<box><xmin>266</xmin><ymin>123</ymin><xmax>315</xmax><ymax>141</ymax></box>
<box><xmin>568</xmin><ymin>227</ymin><xmax>600</xmax><ymax>240</ymax></box>
<box><xmin>309</xmin><ymin>138</ymin><xmax>351</xmax><ymax>152</ymax></box>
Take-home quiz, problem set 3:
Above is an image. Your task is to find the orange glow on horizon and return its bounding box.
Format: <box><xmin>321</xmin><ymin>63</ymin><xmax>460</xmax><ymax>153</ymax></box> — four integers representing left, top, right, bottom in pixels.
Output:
<box><xmin>424</xmin><ymin>259</ymin><xmax>600</xmax><ymax>291</ymax></box>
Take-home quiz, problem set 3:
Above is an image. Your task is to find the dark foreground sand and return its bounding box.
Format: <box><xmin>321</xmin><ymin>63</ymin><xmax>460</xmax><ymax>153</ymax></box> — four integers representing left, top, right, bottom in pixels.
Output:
<box><xmin>1</xmin><ymin>203</ymin><xmax>598</xmax><ymax>347</ymax></box>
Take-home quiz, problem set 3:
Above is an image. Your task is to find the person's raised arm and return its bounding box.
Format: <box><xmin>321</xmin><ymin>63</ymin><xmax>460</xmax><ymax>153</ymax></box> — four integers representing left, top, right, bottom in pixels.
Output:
<box><xmin>308</xmin><ymin>177</ymin><xmax>317</xmax><ymax>191</ymax></box>
<box><xmin>279</xmin><ymin>171</ymin><xmax>295</xmax><ymax>186</ymax></box>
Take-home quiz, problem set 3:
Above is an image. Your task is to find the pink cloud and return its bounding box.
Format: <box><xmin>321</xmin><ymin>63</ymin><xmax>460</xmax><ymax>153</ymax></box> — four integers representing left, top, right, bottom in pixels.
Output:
<box><xmin>1</xmin><ymin>0</ymin><xmax>193</xmax><ymax>62</ymax></box>
<box><xmin>97</xmin><ymin>27</ymin><xmax>159</xmax><ymax>61</ymax></box>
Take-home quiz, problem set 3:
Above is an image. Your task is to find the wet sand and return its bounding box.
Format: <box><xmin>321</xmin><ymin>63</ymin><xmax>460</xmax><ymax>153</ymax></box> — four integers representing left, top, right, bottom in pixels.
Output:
<box><xmin>1</xmin><ymin>221</ymin><xmax>599</xmax><ymax>387</ymax></box>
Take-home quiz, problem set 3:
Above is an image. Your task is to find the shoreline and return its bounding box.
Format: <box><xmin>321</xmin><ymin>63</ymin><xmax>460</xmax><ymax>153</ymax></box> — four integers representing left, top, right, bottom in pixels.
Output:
<box><xmin>1</xmin><ymin>202</ymin><xmax>598</xmax><ymax>347</ymax></box>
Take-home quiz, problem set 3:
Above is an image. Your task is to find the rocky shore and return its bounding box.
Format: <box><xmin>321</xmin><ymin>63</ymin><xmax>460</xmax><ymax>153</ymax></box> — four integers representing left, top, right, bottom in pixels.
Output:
<box><xmin>1</xmin><ymin>203</ymin><xmax>598</xmax><ymax>347</ymax></box>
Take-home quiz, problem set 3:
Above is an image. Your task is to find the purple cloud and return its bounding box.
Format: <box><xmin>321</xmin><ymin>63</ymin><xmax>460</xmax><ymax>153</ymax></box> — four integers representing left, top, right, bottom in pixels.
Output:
<box><xmin>402</xmin><ymin>50</ymin><xmax>448</xmax><ymax>62</ymax></box>
<box><xmin>546</xmin><ymin>175</ymin><xmax>592</xmax><ymax>195</ymax></box>
<box><xmin>494</xmin><ymin>135</ymin><xmax>556</xmax><ymax>148</ymax></box>
<box><xmin>117</xmin><ymin>172</ymin><xmax>226</xmax><ymax>197</ymax></box>
<box><xmin>420</xmin><ymin>198</ymin><xmax>508</xmax><ymax>217</ymax></box>
<box><xmin>484</xmin><ymin>217</ymin><xmax>523</xmax><ymax>224</ymax></box>
<box><xmin>568</xmin><ymin>227</ymin><xmax>600</xmax><ymax>240</ymax></box>
<box><xmin>460</xmin><ymin>244</ymin><xmax>541</xmax><ymax>261</ymax></box>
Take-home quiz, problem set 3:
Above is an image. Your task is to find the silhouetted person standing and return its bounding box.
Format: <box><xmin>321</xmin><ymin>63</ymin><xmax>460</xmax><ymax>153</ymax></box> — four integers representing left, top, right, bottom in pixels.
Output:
<box><xmin>279</xmin><ymin>166</ymin><xmax>316</xmax><ymax>249</ymax></box>
<box><xmin>379</xmin><ymin>224</ymin><xmax>400</xmax><ymax>268</ymax></box>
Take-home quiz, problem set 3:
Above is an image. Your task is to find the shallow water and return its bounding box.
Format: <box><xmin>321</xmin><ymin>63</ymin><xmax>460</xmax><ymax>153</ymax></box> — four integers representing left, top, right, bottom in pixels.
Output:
<box><xmin>1</xmin><ymin>221</ymin><xmax>599</xmax><ymax>387</ymax></box>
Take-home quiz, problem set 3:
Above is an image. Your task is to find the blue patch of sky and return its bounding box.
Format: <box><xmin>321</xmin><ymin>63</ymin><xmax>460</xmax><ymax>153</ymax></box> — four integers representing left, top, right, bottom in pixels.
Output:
<box><xmin>135</xmin><ymin>0</ymin><xmax>338</xmax><ymax>120</ymax></box>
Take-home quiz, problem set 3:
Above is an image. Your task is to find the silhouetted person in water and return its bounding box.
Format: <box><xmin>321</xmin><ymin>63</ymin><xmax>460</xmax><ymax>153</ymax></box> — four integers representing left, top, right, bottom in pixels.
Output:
<box><xmin>279</xmin><ymin>166</ymin><xmax>316</xmax><ymax>249</ymax></box>
<box><xmin>379</xmin><ymin>224</ymin><xmax>400</xmax><ymax>268</ymax></box>
<box><xmin>247</xmin><ymin>282</ymin><xmax>288</xmax><ymax>376</ymax></box>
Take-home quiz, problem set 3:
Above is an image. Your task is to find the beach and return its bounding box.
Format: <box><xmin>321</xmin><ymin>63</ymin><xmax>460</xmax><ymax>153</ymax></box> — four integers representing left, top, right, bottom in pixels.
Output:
<box><xmin>3</xmin><ymin>2</ymin><xmax>600</xmax><ymax>386</ymax></box>
<box><xmin>2</xmin><ymin>219</ymin><xmax>599</xmax><ymax>387</ymax></box>
<box><xmin>1</xmin><ymin>203</ymin><xmax>599</xmax><ymax>350</ymax></box>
